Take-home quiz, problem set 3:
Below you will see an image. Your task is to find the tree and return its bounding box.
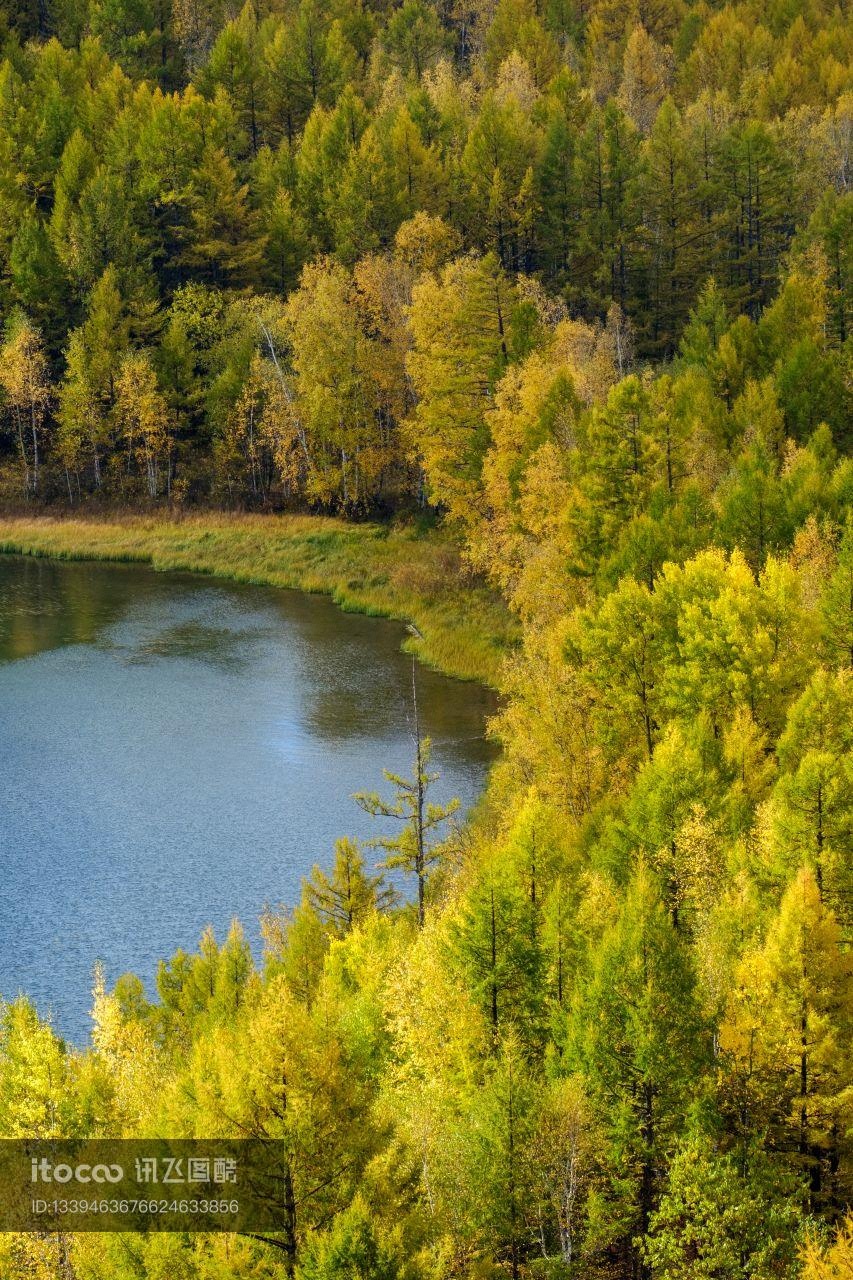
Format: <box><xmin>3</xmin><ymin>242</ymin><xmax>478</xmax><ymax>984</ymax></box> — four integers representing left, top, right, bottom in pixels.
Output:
<box><xmin>618</xmin><ymin>25</ymin><xmax>670</xmax><ymax>135</ymax></box>
<box><xmin>719</xmin><ymin>867</ymin><xmax>853</xmax><ymax>1208</ymax></box>
<box><xmin>481</xmin><ymin>0</ymin><xmax>561</xmax><ymax>87</ymax></box>
<box><xmin>9</xmin><ymin>213</ymin><xmax>65</xmax><ymax>341</ymax></box>
<box><xmin>304</xmin><ymin>837</ymin><xmax>395</xmax><ymax>935</ymax></box>
<box><xmin>820</xmin><ymin>518</ymin><xmax>853</xmax><ymax>669</ymax></box>
<box><xmin>393</xmin><ymin>211</ymin><xmax>460</xmax><ymax>275</ymax></box>
<box><xmin>652</xmin><ymin>549</ymin><xmax>807</xmax><ymax>738</ymax></box>
<box><xmin>201</xmin><ymin>10</ymin><xmax>263</xmax><ymax>154</ymax></box>
<box><xmin>643</xmin><ymin>1134</ymin><xmax>803</xmax><ymax>1279</ymax></box>
<box><xmin>156</xmin><ymin>922</ymin><xmax>254</xmax><ymax>1024</ymax></box>
<box><xmin>115</xmin><ymin>351</ymin><xmax>172</xmax><ymax>498</ymax></box>
<box><xmin>459</xmin><ymin>1033</ymin><xmax>540</xmax><ymax>1280</ymax></box>
<box><xmin>717</xmin><ymin>445</ymin><xmax>790</xmax><ymax>573</ymax></box>
<box><xmin>639</xmin><ymin>97</ymin><xmax>704</xmax><ymax>354</ymax></box>
<box><xmin>580</xmin><ymin>574</ymin><xmax>664</xmax><ymax>763</ymax></box>
<box><xmin>383</xmin><ymin>0</ymin><xmax>450</xmax><ymax>80</ymax></box>
<box><xmin>579</xmin><ymin>374</ymin><xmax>656</xmax><ymax>551</ymax></box>
<box><xmin>90</xmin><ymin>962</ymin><xmax>166</xmax><ymax>1130</ymax></box>
<box><xmin>57</xmin><ymin>266</ymin><xmax>130</xmax><ymax>491</ymax></box>
<box><xmin>184</xmin><ymin>146</ymin><xmax>265</xmax><ymax>287</ymax></box>
<box><xmin>496</xmin><ymin>619</ymin><xmax>608</xmax><ymax>818</ymax></box>
<box><xmin>801</xmin><ymin>1215</ymin><xmax>853</xmax><ymax>1280</ymax></box>
<box><xmin>186</xmin><ymin>967</ymin><xmax>386</xmax><ymax>1276</ymax></box>
<box><xmin>621</xmin><ymin>724</ymin><xmax>715</xmax><ymax>926</ymax></box>
<box><xmin>0</xmin><ymin>999</ymin><xmax>83</xmax><ymax>1138</ymax></box>
<box><xmin>259</xmin><ymin>0</ymin><xmax>354</xmax><ymax>145</ymax></box>
<box><xmin>406</xmin><ymin>252</ymin><xmax>519</xmax><ymax>528</ymax></box>
<box><xmin>51</xmin><ymin>153</ymin><xmax>148</xmax><ymax>298</ymax></box>
<box><xmin>387</xmin><ymin>107</ymin><xmax>445</xmax><ymax>221</ymax></box>
<box><xmin>679</xmin><ymin>278</ymin><xmax>730</xmax><ymax>367</ymax></box>
<box><xmin>283</xmin><ymin>257</ymin><xmax>402</xmax><ymax>508</ymax></box>
<box><xmin>460</xmin><ymin>92</ymin><xmax>538</xmax><ymax>269</ymax></box>
<box><xmin>89</xmin><ymin>0</ymin><xmax>178</xmax><ymax>81</ymax></box>
<box><xmin>0</xmin><ymin>313</ymin><xmax>52</xmax><ymax>495</ymax></box>
<box><xmin>571</xmin><ymin>102</ymin><xmax>642</xmax><ymax>317</ymax></box>
<box><xmin>298</xmin><ymin>1197</ymin><xmax>401</xmax><ymax>1280</ymax></box>
<box><xmin>451</xmin><ymin>850</ymin><xmax>544</xmax><ymax>1044</ymax></box>
<box><xmin>213</xmin><ymin>345</ymin><xmax>303</xmax><ymax>505</ymax></box>
<box><xmin>528</xmin><ymin>1075</ymin><xmax>603</xmax><ymax>1266</ymax></box>
<box><xmin>261</xmin><ymin>188</ymin><xmax>310</xmax><ymax>294</ymax></box>
<box><xmin>354</xmin><ymin>667</ymin><xmax>458</xmax><ymax>927</ymax></box>
<box><xmin>767</xmin><ymin>670</ymin><xmax>853</xmax><ymax>907</ymax></box>
<box><xmin>567</xmin><ymin>868</ymin><xmax>711</xmax><ymax>1267</ymax></box>
<box><xmin>721</xmin><ymin>706</ymin><xmax>777</xmax><ymax>837</ymax></box>
<box><xmin>794</xmin><ymin>192</ymin><xmax>851</xmax><ymax>347</ymax></box>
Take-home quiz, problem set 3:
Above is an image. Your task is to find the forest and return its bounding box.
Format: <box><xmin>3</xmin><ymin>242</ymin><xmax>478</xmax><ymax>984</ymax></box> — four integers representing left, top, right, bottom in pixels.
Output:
<box><xmin>0</xmin><ymin>0</ymin><xmax>851</xmax><ymax>1269</ymax></box>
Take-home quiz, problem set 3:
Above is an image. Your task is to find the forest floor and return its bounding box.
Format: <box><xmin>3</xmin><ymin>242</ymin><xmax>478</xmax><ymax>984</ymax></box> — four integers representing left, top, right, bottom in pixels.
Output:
<box><xmin>0</xmin><ymin>512</ymin><xmax>515</xmax><ymax>685</ymax></box>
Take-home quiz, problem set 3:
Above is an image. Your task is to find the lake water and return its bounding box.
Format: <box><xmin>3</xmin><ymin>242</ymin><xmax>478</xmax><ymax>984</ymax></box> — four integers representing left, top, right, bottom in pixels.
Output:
<box><xmin>0</xmin><ymin>555</ymin><xmax>497</xmax><ymax>1042</ymax></box>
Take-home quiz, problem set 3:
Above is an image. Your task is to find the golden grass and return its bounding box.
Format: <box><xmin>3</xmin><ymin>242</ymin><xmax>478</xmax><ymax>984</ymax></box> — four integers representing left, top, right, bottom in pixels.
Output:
<box><xmin>0</xmin><ymin>513</ymin><xmax>516</xmax><ymax>685</ymax></box>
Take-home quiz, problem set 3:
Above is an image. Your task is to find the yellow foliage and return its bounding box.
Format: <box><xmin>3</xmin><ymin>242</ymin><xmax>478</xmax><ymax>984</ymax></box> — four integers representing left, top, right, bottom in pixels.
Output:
<box><xmin>802</xmin><ymin>1216</ymin><xmax>853</xmax><ymax>1279</ymax></box>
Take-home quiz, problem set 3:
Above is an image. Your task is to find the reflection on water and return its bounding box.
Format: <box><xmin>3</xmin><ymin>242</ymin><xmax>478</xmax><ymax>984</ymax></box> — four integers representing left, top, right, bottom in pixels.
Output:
<box><xmin>0</xmin><ymin>555</ymin><xmax>497</xmax><ymax>1041</ymax></box>
<box><xmin>124</xmin><ymin>621</ymin><xmax>250</xmax><ymax>667</ymax></box>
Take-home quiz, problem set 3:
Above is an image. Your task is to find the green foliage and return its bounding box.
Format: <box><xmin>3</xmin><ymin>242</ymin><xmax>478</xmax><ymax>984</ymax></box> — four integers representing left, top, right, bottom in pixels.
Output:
<box><xmin>355</xmin><ymin>698</ymin><xmax>458</xmax><ymax>926</ymax></box>
<box><xmin>643</xmin><ymin>1135</ymin><xmax>804</xmax><ymax>1279</ymax></box>
<box><xmin>298</xmin><ymin>1197</ymin><xmax>402</xmax><ymax>1280</ymax></box>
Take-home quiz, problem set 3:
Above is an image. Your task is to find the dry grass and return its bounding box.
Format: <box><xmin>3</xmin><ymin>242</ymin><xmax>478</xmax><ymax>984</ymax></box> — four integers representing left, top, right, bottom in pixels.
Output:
<box><xmin>0</xmin><ymin>513</ymin><xmax>516</xmax><ymax>685</ymax></box>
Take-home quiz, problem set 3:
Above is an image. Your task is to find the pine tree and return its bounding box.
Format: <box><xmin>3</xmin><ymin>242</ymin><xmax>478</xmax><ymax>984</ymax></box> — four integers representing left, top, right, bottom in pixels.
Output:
<box><xmin>460</xmin><ymin>1032</ymin><xmax>540</xmax><ymax>1280</ymax></box>
<box><xmin>769</xmin><ymin>669</ymin><xmax>853</xmax><ymax>908</ymax></box>
<box><xmin>643</xmin><ymin>1134</ymin><xmax>803</xmax><ymax>1279</ymax></box>
<box><xmin>821</xmin><ymin>518</ymin><xmax>853</xmax><ymax>670</ymax></box>
<box><xmin>452</xmin><ymin>852</ymin><xmax>545</xmax><ymax>1045</ymax></box>
<box><xmin>57</xmin><ymin>266</ymin><xmax>130</xmax><ymax>491</ymax></box>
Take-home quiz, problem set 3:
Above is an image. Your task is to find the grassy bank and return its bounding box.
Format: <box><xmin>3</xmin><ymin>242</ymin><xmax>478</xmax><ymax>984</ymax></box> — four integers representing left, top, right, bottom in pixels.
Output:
<box><xmin>0</xmin><ymin>513</ymin><xmax>515</xmax><ymax>685</ymax></box>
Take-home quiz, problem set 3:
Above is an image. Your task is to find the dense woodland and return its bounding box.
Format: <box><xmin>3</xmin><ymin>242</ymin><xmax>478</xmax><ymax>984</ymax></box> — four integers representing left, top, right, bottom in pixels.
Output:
<box><xmin>0</xmin><ymin>0</ymin><xmax>852</xmax><ymax>1272</ymax></box>
<box><xmin>0</xmin><ymin>0</ymin><xmax>850</xmax><ymax>507</ymax></box>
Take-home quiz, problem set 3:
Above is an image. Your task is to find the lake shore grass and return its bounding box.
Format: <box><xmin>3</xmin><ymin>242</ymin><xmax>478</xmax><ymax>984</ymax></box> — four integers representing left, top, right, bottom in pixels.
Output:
<box><xmin>0</xmin><ymin>513</ymin><xmax>515</xmax><ymax>685</ymax></box>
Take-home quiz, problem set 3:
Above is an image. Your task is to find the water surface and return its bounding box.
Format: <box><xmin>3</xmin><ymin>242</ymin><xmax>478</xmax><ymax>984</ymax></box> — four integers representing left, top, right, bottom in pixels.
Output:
<box><xmin>0</xmin><ymin>555</ymin><xmax>497</xmax><ymax>1040</ymax></box>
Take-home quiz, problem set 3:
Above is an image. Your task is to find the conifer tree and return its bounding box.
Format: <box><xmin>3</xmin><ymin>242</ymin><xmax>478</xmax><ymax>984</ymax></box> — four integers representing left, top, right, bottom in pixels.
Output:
<box><xmin>305</xmin><ymin>837</ymin><xmax>396</xmax><ymax>935</ymax></box>
<box><xmin>567</xmin><ymin>868</ymin><xmax>711</xmax><ymax>1264</ymax></box>
<box><xmin>720</xmin><ymin>867</ymin><xmax>853</xmax><ymax>1207</ymax></box>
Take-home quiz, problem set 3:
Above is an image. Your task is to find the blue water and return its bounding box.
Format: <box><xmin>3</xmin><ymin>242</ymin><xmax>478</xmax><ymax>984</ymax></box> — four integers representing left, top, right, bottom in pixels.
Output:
<box><xmin>0</xmin><ymin>555</ymin><xmax>497</xmax><ymax>1041</ymax></box>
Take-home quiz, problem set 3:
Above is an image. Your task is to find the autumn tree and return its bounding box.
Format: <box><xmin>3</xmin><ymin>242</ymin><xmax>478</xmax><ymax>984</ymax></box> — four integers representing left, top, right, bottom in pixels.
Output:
<box><xmin>115</xmin><ymin>351</ymin><xmax>172</xmax><ymax>498</ymax></box>
<box><xmin>304</xmin><ymin>837</ymin><xmax>396</xmax><ymax>935</ymax></box>
<box><xmin>720</xmin><ymin>867</ymin><xmax>853</xmax><ymax>1208</ymax></box>
<box><xmin>406</xmin><ymin>252</ymin><xmax>520</xmax><ymax>528</ymax></box>
<box><xmin>0</xmin><ymin>313</ymin><xmax>52</xmax><ymax>495</ymax></box>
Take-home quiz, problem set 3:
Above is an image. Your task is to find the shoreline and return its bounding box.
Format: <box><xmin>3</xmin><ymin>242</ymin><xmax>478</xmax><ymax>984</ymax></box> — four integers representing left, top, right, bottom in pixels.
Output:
<box><xmin>0</xmin><ymin>513</ymin><xmax>515</xmax><ymax>687</ymax></box>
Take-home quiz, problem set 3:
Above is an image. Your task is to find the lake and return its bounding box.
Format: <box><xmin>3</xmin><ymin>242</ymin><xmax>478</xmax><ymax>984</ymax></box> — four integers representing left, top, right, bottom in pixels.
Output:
<box><xmin>0</xmin><ymin>554</ymin><xmax>497</xmax><ymax>1042</ymax></box>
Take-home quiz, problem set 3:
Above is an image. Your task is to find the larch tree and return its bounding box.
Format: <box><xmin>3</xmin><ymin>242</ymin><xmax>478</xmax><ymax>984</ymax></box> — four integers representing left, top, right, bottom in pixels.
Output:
<box><xmin>720</xmin><ymin>867</ymin><xmax>853</xmax><ymax>1208</ymax></box>
<box><xmin>406</xmin><ymin>252</ymin><xmax>520</xmax><ymax>529</ymax></box>
<box><xmin>354</xmin><ymin>665</ymin><xmax>459</xmax><ymax>928</ymax></box>
<box><xmin>305</xmin><ymin>837</ymin><xmax>396</xmax><ymax>935</ymax></box>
